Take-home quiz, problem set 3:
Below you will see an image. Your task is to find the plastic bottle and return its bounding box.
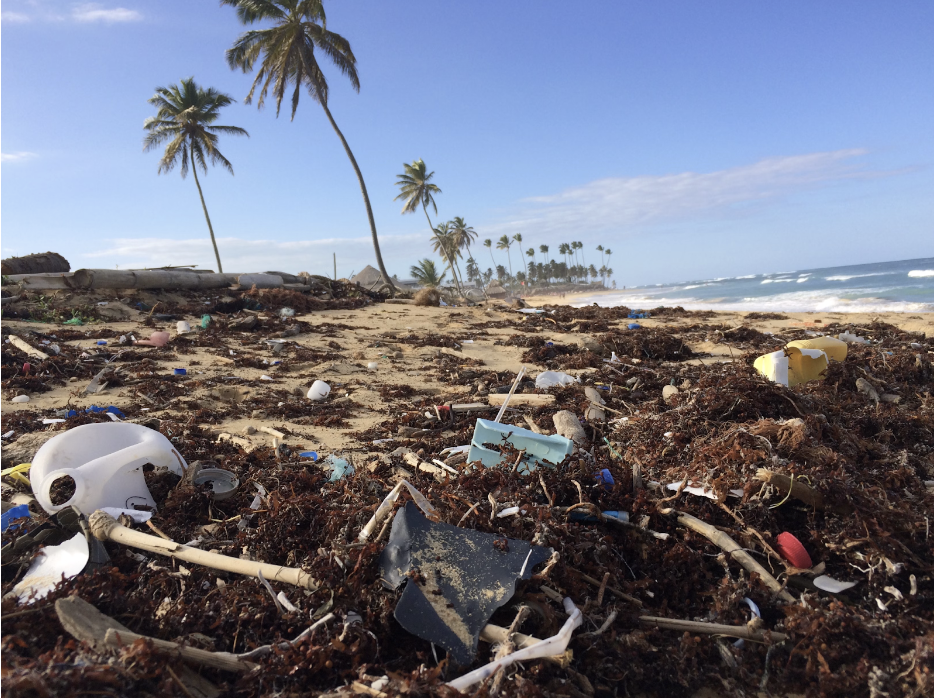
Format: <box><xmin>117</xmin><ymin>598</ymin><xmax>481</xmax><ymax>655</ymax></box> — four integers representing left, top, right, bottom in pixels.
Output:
<box><xmin>30</xmin><ymin>423</ymin><xmax>187</xmax><ymax>515</ymax></box>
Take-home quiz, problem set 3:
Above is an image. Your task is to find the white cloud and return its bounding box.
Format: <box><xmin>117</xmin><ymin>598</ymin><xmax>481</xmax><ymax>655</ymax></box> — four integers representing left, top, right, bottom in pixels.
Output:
<box><xmin>81</xmin><ymin>233</ymin><xmax>428</xmax><ymax>278</ymax></box>
<box><xmin>1</xmin><ymin>151</ymin><xmax>38</xmax><ymax>163</ymax></box>
<box><xmin>1</xmin><ymin>11</ymin><xmax>31</xmax><ymax>22</ymax></box>
<box><xmin>483</xmin><ymin>149</ymin><xmax>883</xmax><ymax>241</ymax></box>
<box><xmin>71</xmin><ymin>3</ymin><xmax>141</xmax><ymax>23</ymax></box>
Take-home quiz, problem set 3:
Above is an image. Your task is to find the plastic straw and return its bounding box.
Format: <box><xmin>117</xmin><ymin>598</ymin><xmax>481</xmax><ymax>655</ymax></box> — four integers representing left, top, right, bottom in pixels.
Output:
<box><xmin>493</xmin><ymin>366</ymin><xmax>526</xmax><ymax>423</ymax></box>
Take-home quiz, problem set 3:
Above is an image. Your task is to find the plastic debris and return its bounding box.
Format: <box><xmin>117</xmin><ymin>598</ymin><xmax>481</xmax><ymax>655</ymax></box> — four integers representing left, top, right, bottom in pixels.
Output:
<box><xmin>279</xmin><ymin>307</ymin><xmax>295</xmax><ymax>318</ymax></box>
<box><xmin>662</xmin><ymin>384</ymin><xmax>679</xmax><ymax>404</ymax></box>
<box><xmin>468</xmin><ymin>419</ymin><xmax>574</xmax><ymax>472</ymax></box>
<box><xmin>627</xmin><ymin>323</ymin><xmax>642</xmax><ymax>330</ymax></box>
<box><xmin>380</xmin><ymin>502</ymin><xmax>552</xmax><ymax>665</ymax></box>
<box><xmin>11</xmin><ymin>395</ymin><xmax>30</xmax><ymax>403</ymax></box>
<box><xmin>753</xmin><ymin>346</ymin><xmax>828</xmax><ymax>387</ymax></box>
<box><xmin>534</xmin><ymin>370</ymin><xmax>579</xmax><ymax>389</ymax></box>
<box><xmin>552</xmin><ymin>410</ymin><xmax>587</xmax><ymax>446</ymax></box>
<box><xmin>299</xmin><ymin>451</ymin><xmax>319</xmax><ymax>461</ymax></box>
<box><xmin>307</xmin><ymin>380</ymin><xmax>330</xmax><ymax>401</ymax></box>
<box><xmin>323</xmin><ymin>455</ymin><xmax>354</xmax><ymax>482</ymax></box>
<box><xmin>856</xmin><ymin>377</ymin><xmax>880</xmax><ymax>403</ymax></box>
<box><xmin>813</xmin><ymin>575</ymin><xmax>858</xmax><ymax>593</ymax></box>
<box><xmin>30</xmin><ymin>422</ymin><xmax>186</xmax><ymax>514</ymax></box>
<box><xmin>666</xmin><ymin>480</ymin><xmax>744</xmax><ymax>500</ymax></box>
<box><xmin>13</xmin><ymin>532</ymin><xmax>90</xmax><ymax>603</ymax></box>
<box><xmin>2</xmin><ymin>503</ymin><xmax>31</xmax><ymax>532</ymax></box>
<box><xmin>838</xmin><ymin>331</ymin><xmax>869</xmax><ymax>344</ymax></box>
<box><xmin>776</xmin><ymin>532</ymin><xmax>813</xmax><ymax>568</ymax></box>
<box><xmin>446</xmin><ymin>596</ymin><xmax>581</xmax><ymax>690</ymax></box>
<box><xmin>787</xmin><ymin>336</ymin><xmax>848</xmax><ymax>361</ymax></box>
<box><xmin>192</xmin><ymin>468</ymin><xmax>241</xmax><ymax>501</ymax></box>
<box><xmin>135</xmin><ymin>331</ymin><xmax>170</xmax><ymax>347</ymax></box>
<box><xmin>99</xmin><ymin>508</ymin><xmax>154</xmax><ymax>523</ymax></box>
<box><xmin>595</xmin><ymin>469</ymin><xmax>615</xmax><ymax>490</ymax></box>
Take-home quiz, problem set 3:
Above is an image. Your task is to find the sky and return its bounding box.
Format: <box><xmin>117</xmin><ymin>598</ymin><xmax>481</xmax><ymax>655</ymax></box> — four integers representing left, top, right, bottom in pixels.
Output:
<box><xmin>1</xmin><ymin>0</ymin><xmax>933</xmax><ymax>286</ymax></box>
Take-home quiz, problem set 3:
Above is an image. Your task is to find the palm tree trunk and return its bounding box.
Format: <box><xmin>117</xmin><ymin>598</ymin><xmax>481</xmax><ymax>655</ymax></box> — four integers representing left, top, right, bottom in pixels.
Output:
<box><xmin>506</xmin><ymin>248</ymin><xmax>513</xmax><ymax>276</ymax></box>
<box><xmin>190</xmin><ymin>150</ymin><xmax>223</xmax><ymax>273</ymax></box>
<box><xmin>423</xmin><ymin>208</ymin><xmax>463</xmax><ymax>296</ymax></box>
<box><xmin>316</xmin><ymin>95</ymin><xmax>396</xmax><ymax>296</ymax></box>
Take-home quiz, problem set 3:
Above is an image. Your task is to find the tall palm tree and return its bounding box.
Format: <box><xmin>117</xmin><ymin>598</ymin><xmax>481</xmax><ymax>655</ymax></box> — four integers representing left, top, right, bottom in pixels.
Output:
<box><xmin>430</xmin><ymin>222</ymin><xmax>463</xmax><ymax>295</ymax></box>
<box><xmin>395</xmin><ymin>159</ymin><xmax>441</xmax><ymax>229</ymax></box>
<box><xmin>222</xmin><ymin>0</ymin><xmax>395</xmax><ymax>293</ymax></box>
<box><xmin>144</xmin><ymin>77</ymin><xmax>248</xmax><ymax>273</ymax></box>
<box><xmin>596</xmin><ymin>244</ymin><xmax>605</xmax><ymax>274</ymax></box>
<box><xmin>409</xmin><ymin>258</ymin><xmax>446</xmax><ymax>287</ymax></box>
<box><xmin>496</xmin><ymin>235</ymin><xmax>513</xmax><ymax>276</ymax></box>
<box><xmin>513</xmin><ymin>233</ymin><xmax>528</xmax><ymax>277</ymax></box>
<box><xmin>605</xmin><ymin>248</ymin><xmax>613</xmax><ymax>279</ymax></box>
<box><xmin>483</xmin><ymin>238</ymin><xmax>496</xmax><ymax>269</ymax></box>
<box><xmin>539</xmin><ymin>244</ymin><xmax>549</xmax><ymax>265</ymax></box>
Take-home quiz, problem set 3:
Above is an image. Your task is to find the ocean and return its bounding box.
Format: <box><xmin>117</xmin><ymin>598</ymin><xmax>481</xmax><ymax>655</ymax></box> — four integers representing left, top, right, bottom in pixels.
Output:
<box><xmin>572</xmin><ymin>257</ymin><xmax>934</xmax><ymax>313</ymax></box>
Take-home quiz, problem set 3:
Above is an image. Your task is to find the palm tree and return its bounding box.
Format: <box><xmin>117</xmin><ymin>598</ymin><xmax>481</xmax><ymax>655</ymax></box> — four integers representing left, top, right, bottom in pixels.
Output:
<box><xmin>605</xmin><ymin>248</ymin><xmax>613</xmax><ymax>281</ymax></box>
<box><xmin>395</xmin><ymin>159</ymin><xmax>441</xmax><ymax>228</ymax></box>
<box><xmin>588</xmin><ymin>264</ymin><xmax>598</xmax><ymax>283</ymax></box>
<box><xmin>430</xmin><ymin>222</ymin><xmax>463</xmax><ymax>295</ymax></box>
<box><xmin>449</xmin><ymin>216</ymin><xmax>477</xmax><ymax>284</ymax></box>
<box><xmin>558</xmin><ymin>243</ymin><xmax>570</xmax><ymax>269</ymax></box>
<box><xmin>525</xmin><ymin>248</ymin><xmax>536</xmax><ymax>283</ymax></box>
<box><xmin>599</xmin><ymin>265</ymin><xmax>608</xmax><ymax>286</ymax></box>
<box><xmin>577</xmin><ymin>241</ymin><xmax>586</xmax><ymax>267</ymax></box>
<box><xmin>596</xmin><ymin>244</ymin><xmax>605</xmax><ymax>270</ymax></box>
<box><xmin>496</xmin><ymin>235</ymin><xmax>513</xmax><ymax>276</ymax></box>
<box><xmin>465</xmin><ymin>256</ymin><xmax>480</xmax><ymax>285</ymax></box>
<box><xmin>513</xmin><ymin>233</ymin><xmax>528</xmax><ymax>278</ymax></box>
<box><xmin>222</xmin><ymin>0</ymin><xmax>395</xmax><ymax>294</ymax></box>
<box><xmin>539</xmin><ymin>244</ymin><xmax>549</xmax><ymax>265</ymax></box>
<box><xmin>144</xmin><ymin>78</ymin><xmax>248</xmax><ymax>273</ymax></box>
<box><xmin>409</xmin><ymin>259</ymin><xmax>446</xmax><ymax>287</ymax></box>
<box><xmin>483</xmin><ymin>238</ymin><xmax>496</xmax><ymax>269</ymax></box>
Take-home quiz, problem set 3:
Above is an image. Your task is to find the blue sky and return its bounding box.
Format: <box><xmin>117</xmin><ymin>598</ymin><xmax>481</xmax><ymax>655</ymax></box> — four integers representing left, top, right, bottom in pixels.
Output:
<box><xmin>2</xmin><ymin>0</ymin><xmax>932</xmax><ymax>285</ymax></box>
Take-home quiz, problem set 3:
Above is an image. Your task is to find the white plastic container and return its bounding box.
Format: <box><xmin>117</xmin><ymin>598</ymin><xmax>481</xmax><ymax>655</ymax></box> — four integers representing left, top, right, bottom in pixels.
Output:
<box><xmin>30</xmin><ymin>423</ymin><xmax>187</xmax><ymax>515</ymax></box>
<box><xmin>176</xmin><ymin>320</ymin><xmax>191</xmax><ymax>334</ymax></box>
<box><xmin>307</xmin><ymin>380</ymin><xmax>330</xmax><ymax>401</ymax></box>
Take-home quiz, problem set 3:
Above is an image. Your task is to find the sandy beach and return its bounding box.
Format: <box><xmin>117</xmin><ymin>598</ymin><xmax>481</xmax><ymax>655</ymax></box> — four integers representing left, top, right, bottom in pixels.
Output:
<box><xmin>2</xmin><ymin>284</ymin><xmax>933</xmax><ymax>696</ymax></box>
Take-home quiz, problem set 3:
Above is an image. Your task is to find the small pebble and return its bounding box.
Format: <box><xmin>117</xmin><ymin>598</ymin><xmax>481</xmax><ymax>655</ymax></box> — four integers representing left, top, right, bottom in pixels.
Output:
<box><xmin>242</xmin><ymin>426</ymin><xmax>257</xmax><ymax>435</ymax></box>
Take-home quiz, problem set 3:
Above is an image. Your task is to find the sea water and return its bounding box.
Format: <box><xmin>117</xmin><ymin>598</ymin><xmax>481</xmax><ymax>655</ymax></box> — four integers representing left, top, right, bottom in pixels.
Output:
<box><xmin>573</xmin><ymin>257</ymin><xmax>934</xmax><ymax>313</ymax></box>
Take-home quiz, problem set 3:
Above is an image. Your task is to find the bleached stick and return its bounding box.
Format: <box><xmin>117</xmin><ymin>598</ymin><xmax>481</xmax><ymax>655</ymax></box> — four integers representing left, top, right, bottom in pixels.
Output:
<box><xmin>89</xmin><ymin>510</ymin><xmax>317</xmax><ymax>589</ymax></box>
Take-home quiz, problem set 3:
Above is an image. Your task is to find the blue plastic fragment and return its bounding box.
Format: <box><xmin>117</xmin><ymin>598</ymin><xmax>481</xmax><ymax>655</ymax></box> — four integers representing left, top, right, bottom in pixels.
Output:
<box><xmin>299</xmin><ymin>451</ymin><xmax>319</xmax><ymax>461</ymax></box>
<box><xmin>85</xmin><ymin>405</ymin><xmax>126</xmax><ymax>418</ymax></box>
<box><xmin>1</xmin><ymin>504</ymin><xmax>31</xmax><ymax>533</ymax></box>
<box><xmin>325</xmin><ymin>455</ymin><xmax>354</xmax><ymax>481</ymax></box>
<box><xmin>96</xmin><ymin>340</ymin><xmax>107</xmax><ymax>345</ymax></box>
<box><xmin>628</xmin><ymin>311</ymin><xmax>650</xmax><ymax>319</ymax></box>
<box><xmin>468</xmin><ymin>419</ymin><xmax>574</xmax><ymax>473</ymax></box>
<box><xmin>595</xmin><ymin>468</ymin><xmax>615</xmax><ymax>490</ymax></box>
<box><xmin>174</xmin><ymin>368</ymin><xmax>187</xmax><ymax>375</ymax></box>
<box><xmin>627</xmin><ymin>323</ymin><xmax>641</xmax><ymax>330</ymax></box>
<box><xmin>569</xmin><ymin>509</ymin><xmax>630</xmax><ymax>523</ymax></box>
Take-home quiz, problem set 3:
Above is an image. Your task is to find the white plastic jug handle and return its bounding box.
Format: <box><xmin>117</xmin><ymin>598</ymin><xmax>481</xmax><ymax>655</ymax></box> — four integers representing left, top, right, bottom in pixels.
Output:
<box><xmin>37</xmin><ymin>468</ymin><xmax>87</xmax><ymax>513</ymax></box>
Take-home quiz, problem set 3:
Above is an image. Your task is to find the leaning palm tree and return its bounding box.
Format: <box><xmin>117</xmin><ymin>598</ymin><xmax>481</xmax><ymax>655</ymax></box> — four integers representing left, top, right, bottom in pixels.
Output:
<box><xmin>449</xmin><ymin>217</ymin><xmax>477</xmax><ymax>259</ymax></box>
<box><xmin>222</xmin><ymin>0</ymin><xmax>395</xmax><ymax>293</ymax></box>
<box><xmin>409</xmin><ymin>258</ymin><xmax>447</xmax><ymax>287</ymax></box>
<box><xmin>429</xmin><ymin>222</ymin><xmax>463</xmax><ymax>295</ymax></box>
<box><xmin>395</xmin><ymin>159</ymin><xmax>441</xmax><ymax>228</ymax></box>
<box><xmin>144</xmin><ymin>77</ymin><xmax>248</xmax><ymax>273</ymax></box>
<box><xmin>496</xmin><ymin>235</ymin><xmax>513</xmax><ymax>276</ymax></box>
<box><xmin>539</xmin><ymin>244</ymin><xmax>549</xmax><ymax>265</ymax></box>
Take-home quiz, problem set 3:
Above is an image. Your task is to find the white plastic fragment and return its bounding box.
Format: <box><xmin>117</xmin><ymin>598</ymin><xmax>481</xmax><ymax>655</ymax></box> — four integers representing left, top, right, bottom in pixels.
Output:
<box><xmin>496</xmin><ymin>506</ymin><xmax>521</xmax><ymax>518</ymax></box>
<box><xmin>534</xmin><ymin>370</ymin><xmax>579</xmax><ymax>389</ymax></box>
<box><xmin>666</xmin><ymin>481</ymin><xmax>744</xmax><ymax>500</ymax></box>
<box><xmin>307</xmin><ymin>380</ymin><xmax>330</xmax><ymax>401</ymax></box>
<box><xmin>838</xmin><ymin>332</ymin><xmax>869</xmax><ymax>344</ymax></box>
<box><xmin>445</xmin><ymin>596</ymin><xmax>582</xmax><ymax>692</ymax></box>
<box><xmin>277</xmin><ymin>591</ymin><xmax>299</xmax><ymax>613</ymax></box>
<box><xmin>99</xmin><ymin>508</ymin><xmax>153</xmax><ymax>524</ymax></box>
<box><xmin>13</xmin><ymin>533</ymin><xmax>90</xmax><ymax>604</ymax></box>
<box><xmin>11</xmin><ymin>395</ymin><xmax>30</xmax><ymax>403</ymax></box>
<box><xmin>813</xmin><ymin>575</ymin><xmax>858</xmax><ymax>593</ymax></box>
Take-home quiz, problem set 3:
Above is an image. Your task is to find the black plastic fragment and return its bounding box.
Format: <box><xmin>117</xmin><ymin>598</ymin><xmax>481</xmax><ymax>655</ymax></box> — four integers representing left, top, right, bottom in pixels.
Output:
<box><xmin>380</xmin><ymin>502</ymin><xmax>551</xmax><ymax>665</ymax></box>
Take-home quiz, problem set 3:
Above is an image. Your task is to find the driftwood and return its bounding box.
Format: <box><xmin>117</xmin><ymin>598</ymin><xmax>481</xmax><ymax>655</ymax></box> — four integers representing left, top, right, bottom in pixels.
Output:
<box><xmin>7</xmin><ymin>335</ymin><xmax>49</xmax><ymax>361</ymax></box>
<box><xmin>638</xmin><ymin>616</ymin><xmax>787</xmax><ymax>642</ymax></box>
<box><xmin>673</xmin><ymin>510</ymin><xmax>795</xmax><ymax>603</ymax></box>
<box><xmin>88</xmin><ymin>510</ymin><xmax>318</xmax><ymax>589</ymax></box>
<box><xmin>488</xmin><ymin>393</ymin><xmax>555</xmax><ymax>407</ymax></box>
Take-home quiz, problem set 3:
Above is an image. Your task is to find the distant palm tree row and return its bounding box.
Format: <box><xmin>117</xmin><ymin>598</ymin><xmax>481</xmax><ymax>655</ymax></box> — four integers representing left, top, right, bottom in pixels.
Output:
<box><xmin>394</xmin><ymin>159</ymin><xmax>615</xmax><ymax>291</ymax></box>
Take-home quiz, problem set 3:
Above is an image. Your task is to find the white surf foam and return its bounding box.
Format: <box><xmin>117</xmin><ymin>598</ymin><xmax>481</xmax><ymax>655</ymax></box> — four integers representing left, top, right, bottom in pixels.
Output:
<box><xmin>908</xmin><ymin>269</ymin><xmax>934</xmax><ymax>278</ymax></box>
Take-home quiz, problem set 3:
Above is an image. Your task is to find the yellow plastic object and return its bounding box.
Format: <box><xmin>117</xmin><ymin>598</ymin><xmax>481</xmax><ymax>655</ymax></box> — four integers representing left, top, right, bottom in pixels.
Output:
<box><xmin>1</xmin><ymin>463</ymin><xmax>31</xmax><ymax>486</ymax></box>
<box><xmin>754</xmin><ymin>348</ymin><xmax>829</xmax><ymax>387</ymax></box>
<box><xmin>786</xmin><ymin>337</ymin><xmax>848</xmax><ymax>362</ymax></box>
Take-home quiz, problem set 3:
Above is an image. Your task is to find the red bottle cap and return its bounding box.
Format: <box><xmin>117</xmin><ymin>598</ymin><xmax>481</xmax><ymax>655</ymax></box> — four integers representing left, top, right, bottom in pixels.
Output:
<box><xmin>776</xmin><ymin>532</ymin><xmax>812</xmax><ymax>569</ymax></box>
